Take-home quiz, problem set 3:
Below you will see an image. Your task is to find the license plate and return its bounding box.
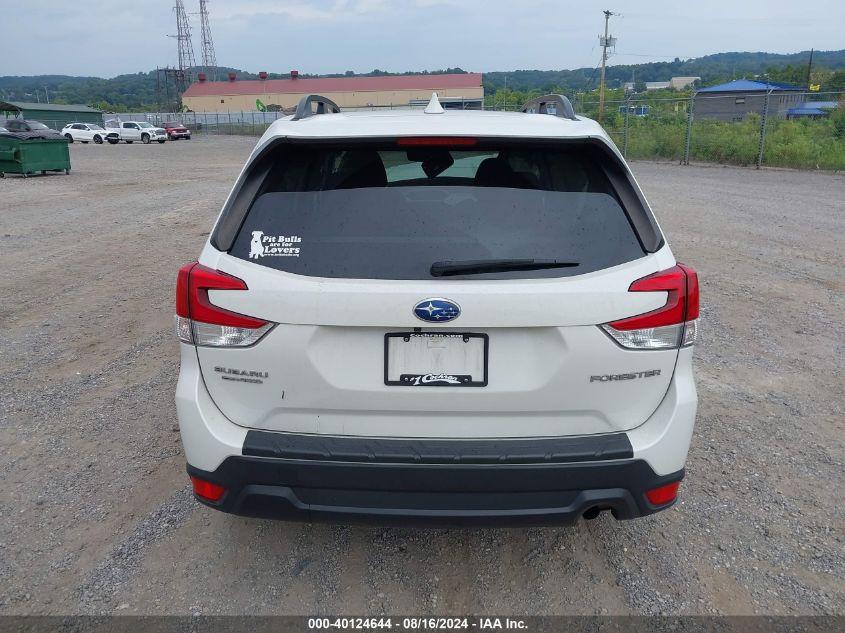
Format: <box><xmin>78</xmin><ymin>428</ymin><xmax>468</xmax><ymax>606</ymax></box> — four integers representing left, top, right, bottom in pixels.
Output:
<box><xmin>384</xmin><ymin>332</ymin><xmax>488</xmax><ymax>387</ymax></box>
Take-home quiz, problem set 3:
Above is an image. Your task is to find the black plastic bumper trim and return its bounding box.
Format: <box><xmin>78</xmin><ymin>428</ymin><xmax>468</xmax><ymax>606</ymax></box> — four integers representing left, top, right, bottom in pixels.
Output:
<box><xmin>187</xmin><ymin>452</ymin><xmax>682</xmax><ymax>526</ymax></box>
<box><xmin>242</xmin><ymin>430</ymin><xmax>633</xmax><ymax>464</ymax></box>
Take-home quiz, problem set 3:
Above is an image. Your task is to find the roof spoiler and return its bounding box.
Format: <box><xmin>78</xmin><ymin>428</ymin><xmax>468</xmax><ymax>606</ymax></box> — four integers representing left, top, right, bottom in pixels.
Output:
<box><xmin>291</xmin><ymin>94</ymin><xmax>341</xmax><ymax>121</ymax></box>
<box><xmin>521</xmin><ymin>94</ymin><xmax>577</xmax><ymax>121</ymax></box>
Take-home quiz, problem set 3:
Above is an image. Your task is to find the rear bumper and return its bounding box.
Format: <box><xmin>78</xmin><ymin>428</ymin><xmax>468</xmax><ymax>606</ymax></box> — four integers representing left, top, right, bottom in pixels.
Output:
<box><xmin>176</xmin><ymin>343</ymin><xmax>696</xmax><ymax>525</ymax></box>
<box><xmin>188</xmin><ymin>454</ymin><xmax>683</xmax><ymax>526</ymax></box>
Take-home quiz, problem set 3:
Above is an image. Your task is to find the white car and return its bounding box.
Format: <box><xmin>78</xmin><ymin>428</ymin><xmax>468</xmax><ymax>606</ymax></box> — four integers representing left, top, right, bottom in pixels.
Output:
<box><xmin>104</xmin><ymin>120</ymin><xmax>167</xmax><ymax>144</ymax></box>
<box><xmin>61</xmin><ymin>122</ymin><xmax>120</xmax><ymax>144</ymax></box>
<box><xmin>175</xmin><ymin>93</ymin><xmax>699</xmax><ymax>525</ymax></box>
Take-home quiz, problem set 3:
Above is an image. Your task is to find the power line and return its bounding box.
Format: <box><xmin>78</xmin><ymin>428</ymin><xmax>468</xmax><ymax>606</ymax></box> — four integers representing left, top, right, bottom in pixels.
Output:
<box><xmin>585</xmin><ymin>54</ymin><xmax>605</xmax><ymax>91</ymax></box>
<box><xmin>612</xmin><ymin>52</ymin><xmax>684</xmax><ymax>59</ymax></box>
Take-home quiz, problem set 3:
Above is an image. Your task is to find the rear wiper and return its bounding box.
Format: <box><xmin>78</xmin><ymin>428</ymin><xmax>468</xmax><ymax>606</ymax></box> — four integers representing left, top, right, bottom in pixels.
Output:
<box><xmin>430</xmin><ymin>259</ymin><xmax>579</xmax><ymax>277</ymax></box>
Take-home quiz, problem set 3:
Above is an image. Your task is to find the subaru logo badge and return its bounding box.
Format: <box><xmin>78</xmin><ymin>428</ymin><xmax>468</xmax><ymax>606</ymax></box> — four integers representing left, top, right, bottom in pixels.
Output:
<box><xmin>413</xmin><ymin>298</ymin><xmax>461</xmax><ymax>323</ymax></box>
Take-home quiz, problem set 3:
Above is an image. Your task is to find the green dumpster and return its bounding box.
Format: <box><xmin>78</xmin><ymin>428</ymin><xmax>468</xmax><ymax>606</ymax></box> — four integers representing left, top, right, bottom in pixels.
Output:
<box><xmin>0</xmin><ymin>134</ymin><xmax>71</xmax><ymax>178</ymax></box>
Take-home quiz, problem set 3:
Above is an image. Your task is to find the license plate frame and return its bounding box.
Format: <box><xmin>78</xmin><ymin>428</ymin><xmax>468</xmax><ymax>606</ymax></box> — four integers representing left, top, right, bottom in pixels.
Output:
<box><xmin>384</xmin><ymin>332</ymin><xmax>489</xmax><ymax>387</ymax></box>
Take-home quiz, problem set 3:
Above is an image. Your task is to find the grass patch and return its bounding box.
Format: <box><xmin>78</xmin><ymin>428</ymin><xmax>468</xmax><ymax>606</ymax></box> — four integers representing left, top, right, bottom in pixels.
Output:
<box><xmin>607</xmin><ymin>113</ymin><xmax>845</xmax><ymax>170</ymax></box>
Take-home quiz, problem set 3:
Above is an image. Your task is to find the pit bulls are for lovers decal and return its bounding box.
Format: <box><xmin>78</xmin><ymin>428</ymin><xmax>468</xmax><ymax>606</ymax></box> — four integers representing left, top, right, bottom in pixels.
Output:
<box><xmin>249</xmin><ymin>231</ymin><xmax>301</xmax><ymax>259</ymax></box>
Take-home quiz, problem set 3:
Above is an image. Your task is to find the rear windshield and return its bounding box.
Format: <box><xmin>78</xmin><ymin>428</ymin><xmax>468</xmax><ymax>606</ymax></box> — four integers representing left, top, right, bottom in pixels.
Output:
<box><xmin>226</xmin><ymin>144</ymin><xmax>646</xmax><ymax>280</ymax></box>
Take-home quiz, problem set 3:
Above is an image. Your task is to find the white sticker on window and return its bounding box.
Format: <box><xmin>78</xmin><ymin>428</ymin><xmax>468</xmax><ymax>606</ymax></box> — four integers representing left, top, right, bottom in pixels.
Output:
<box><xmin>249</xmin><ymin>231</ymin><xmax>301</xmax><ymax>259</ymax></box>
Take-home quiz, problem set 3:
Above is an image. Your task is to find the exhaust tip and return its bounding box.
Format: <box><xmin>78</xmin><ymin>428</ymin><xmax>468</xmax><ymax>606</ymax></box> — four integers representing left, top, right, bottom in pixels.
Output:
<box><xmin>582</xmin><ymin>506</ymin><xmax>602</xmax><ymax>520</ymax></box>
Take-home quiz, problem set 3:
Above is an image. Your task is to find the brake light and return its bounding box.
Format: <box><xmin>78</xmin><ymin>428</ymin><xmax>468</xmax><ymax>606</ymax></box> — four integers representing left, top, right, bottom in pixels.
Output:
<box><xmin>601</xmin><ymin>264</ymin><xmax>699</xmax><ymax>350</ymax></box>
<box><xmin>190</xmin><ymin>475</ymin><xmax>227</xmax><ymax>502</ymax></box>
<box><xmin>175</xmin><ymin>262</ymin><xmax>274</xmax><ymax>347</ymax></box>
<box><xmin>396</xmin><ymin>137</ymin><xmax>478</xmax><ymax>146</ymax></box>
<box><xmin>645</xmin><ymin>481</ymin><xmax>680</xmax><ymax>506</ymax></box>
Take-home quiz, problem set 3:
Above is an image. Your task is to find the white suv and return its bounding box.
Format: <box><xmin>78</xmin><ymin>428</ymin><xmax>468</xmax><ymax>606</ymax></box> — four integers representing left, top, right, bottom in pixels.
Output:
<box><xmin>61</xmin><ymin>122</ymin><xmax>120</xmax><ymax>144</ymax></box>
<box><xmin>175</xmin><ymin>94</ymin><xmax>699</xmax><ymax>525</ymax></box>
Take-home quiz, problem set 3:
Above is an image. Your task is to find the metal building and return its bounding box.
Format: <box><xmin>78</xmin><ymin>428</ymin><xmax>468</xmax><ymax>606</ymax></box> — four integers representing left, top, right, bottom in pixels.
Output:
<box><xmin>181</xmin><ymin>72</ymin><xmax>484</xmax><ymax>112</ymax></box>
<box><xmin>786</xmin><ymin>101</ymin><xmax>839</xmax><ymax>119</ymax></box>
<box><xmin>669</xmin><ymin>76</ymin><xmax>700</xmax><ymax>90</ymax></box>
<box><xmin>0</xmin><ymin>101</ymin><xmax>104</xmax><ymax>130</ymax></box>
<box><xmin>694</xmin><ymin>80</ymin><xmax>805</xmax><ymax>121</ymax></box>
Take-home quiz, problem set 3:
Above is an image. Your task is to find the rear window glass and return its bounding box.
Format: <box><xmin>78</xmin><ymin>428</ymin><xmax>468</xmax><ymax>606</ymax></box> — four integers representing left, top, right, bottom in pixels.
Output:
<box><xmin>227</xmin><ymin>145</ymin><xmax>645</xmax><ymax>280</ymax></box>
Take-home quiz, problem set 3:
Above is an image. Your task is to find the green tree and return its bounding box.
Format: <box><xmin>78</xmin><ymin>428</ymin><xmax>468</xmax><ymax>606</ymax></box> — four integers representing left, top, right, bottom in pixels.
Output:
<box><xmin>766</xmin><ymin>64</ymin><xmax>805</xmax><ymax>86</ymax></box>
<box><xmin>826</xmin><ymin>70</ymin><xmax>845</xmax><ymax>92</ymax></box>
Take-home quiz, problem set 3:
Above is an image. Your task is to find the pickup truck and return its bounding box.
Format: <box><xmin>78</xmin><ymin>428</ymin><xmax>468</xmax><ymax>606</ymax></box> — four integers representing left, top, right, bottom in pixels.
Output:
<box><xmin>104</xmin><ymin>120</ymin><xmax>168</xmax><ymax>144</ymax></box>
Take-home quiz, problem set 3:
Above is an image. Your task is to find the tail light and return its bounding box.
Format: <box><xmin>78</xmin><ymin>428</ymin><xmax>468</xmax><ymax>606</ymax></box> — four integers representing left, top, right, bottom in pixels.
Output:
<box><xmin>175</xmin><ymin>262</ymin><xmax>274</xmax><ymax>347</ymax></box>
<box><xmin>601</xmin><ymin>264</ymin><xmax>699</xmax><ymax>350</ymax></box>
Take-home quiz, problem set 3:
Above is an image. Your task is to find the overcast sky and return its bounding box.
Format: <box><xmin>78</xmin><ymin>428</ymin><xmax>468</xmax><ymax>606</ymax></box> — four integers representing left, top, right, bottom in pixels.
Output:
<box><xmin>3</xmin><ymin>0</ymin><xmax>843</xmax><ymax>78</ymax></box>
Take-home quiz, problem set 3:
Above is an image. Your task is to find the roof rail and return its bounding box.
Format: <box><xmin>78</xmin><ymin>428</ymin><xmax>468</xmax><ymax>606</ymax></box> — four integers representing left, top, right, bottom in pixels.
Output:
<box><xmin>521</xmin><ymin>94</ymin><xmax>577</xmax><ymax>121</ymax></box>
<box><xmin>291</xmin><ymin>94</ymin><xmax>341</xmax><ymax>121</ymax></box>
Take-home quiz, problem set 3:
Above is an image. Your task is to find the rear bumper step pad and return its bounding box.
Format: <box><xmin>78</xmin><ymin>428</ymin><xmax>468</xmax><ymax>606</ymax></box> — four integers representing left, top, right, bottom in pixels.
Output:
<box><xmin>242</xmin><ymin>430</ymin><xmax>634</xmax><ymax>464</ymax></box>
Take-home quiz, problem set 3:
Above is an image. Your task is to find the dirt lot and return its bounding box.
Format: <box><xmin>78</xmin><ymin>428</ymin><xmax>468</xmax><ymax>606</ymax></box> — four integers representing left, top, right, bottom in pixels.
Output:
<box><xmin>0</xmin><ymin>136</ymin><xmax>842</xmax><ymax>616</ymax></box>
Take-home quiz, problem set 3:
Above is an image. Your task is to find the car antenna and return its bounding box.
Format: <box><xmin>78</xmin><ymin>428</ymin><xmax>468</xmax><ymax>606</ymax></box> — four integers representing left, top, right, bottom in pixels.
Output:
<box><xmin>424</xmin><ymin>92</ymin><xmax>445</xmax><ymax>114</ymax></box>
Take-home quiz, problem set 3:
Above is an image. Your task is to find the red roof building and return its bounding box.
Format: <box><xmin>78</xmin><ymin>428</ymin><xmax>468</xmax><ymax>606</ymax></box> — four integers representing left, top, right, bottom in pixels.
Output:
<box><xmin>182</xmin><ymin>72</ymin><xmax>483</xmax><ymax>112</ymax></box>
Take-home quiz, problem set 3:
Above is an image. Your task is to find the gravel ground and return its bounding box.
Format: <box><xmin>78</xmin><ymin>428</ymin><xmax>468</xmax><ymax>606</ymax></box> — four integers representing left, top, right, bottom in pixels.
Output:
<box><xmin>0</xmin><ymin>136</ymin><xmax>842</xmax><ymax>616</ymax></box>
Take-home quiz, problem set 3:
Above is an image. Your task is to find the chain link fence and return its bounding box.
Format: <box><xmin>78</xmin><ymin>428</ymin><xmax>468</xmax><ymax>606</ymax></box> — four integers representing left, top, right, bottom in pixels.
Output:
<box><xmin>467</xmin><ymin>91</ymin><xmax>842</xmax><ymax>170</ymax></box>
<box><xmin>28</xmin><ymin>91</ymin><xmax>841</xmax><ymax>170</ymax></box>
<box><xmin>578</xmin><ymin>91</ymin><xmax>844</xmax><ymax>170</ymax></box>
<box><xmin>106</xmin><ymin>103</ymin><xmax>436</xmax><ymax>137</ymax></box>
<box><xmin>104</xmin><ymin>110</ymin><xmax>289</xmax><ymax>136</ymax></box>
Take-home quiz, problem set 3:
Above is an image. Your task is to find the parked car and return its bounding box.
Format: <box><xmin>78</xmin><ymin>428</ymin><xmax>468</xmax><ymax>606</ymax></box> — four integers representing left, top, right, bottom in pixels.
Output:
<box><xmin>4</xmin><ymin>119</ymin><xmax>62</xmax><ymax>136</ymax></box>
<box><xmin>61</xmin><ymin>122</ymin><xmax>120</xmax><ymax>144</ymax></box>
<box><xmin>104</xmin><ymin>120</ymin><xmax>167</xmax><ymax>144</ymax></box>
<box><xmin>175</xmin><ymin>93</ymin><xmax>699</xmax><ymax>525</ymax></box>
<box><xmin>162</xmin><ymin>121</ymin><xmax>191</xmax><ymax>140</ymax></box>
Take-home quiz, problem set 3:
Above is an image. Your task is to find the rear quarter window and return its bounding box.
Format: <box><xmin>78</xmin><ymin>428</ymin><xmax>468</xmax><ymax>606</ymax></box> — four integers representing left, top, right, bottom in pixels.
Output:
<box><xmin>217</xmin><ymin>141</ymin><xmax>656</xmax><ymax>280</ymax></box>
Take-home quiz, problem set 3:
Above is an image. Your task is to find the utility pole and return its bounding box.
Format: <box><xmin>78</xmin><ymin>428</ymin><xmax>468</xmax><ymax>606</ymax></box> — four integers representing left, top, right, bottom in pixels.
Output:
<box><xmin>757</xmin><ymin>78</ymin><xmax>773</xmax><ymax>170</ymax></box>
<box><xmin>757</xmin><ymin>87</ymin><xmax>772</xmax><ymax>169</ymax></box>
<box><xmin>155</xmin><ymin>66</ymin><xmax>162</xmax><ymax>112</ymax></box>
<box><xmin>598</xmin><ymin>9</ymin><xmax>616</xmax><ymax>123</ymax></box>
<box><xmin>805</xmin><ymin>48</ymin><xmax>814</xmax><ymax>89</ymax></box>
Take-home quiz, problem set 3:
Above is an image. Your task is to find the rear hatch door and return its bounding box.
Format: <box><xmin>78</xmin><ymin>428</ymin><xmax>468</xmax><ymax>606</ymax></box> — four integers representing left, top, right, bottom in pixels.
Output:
<box><xmin>194</xmin><ymin>139</ymin><xmax>677</xmax><ymax>438</ymax></box>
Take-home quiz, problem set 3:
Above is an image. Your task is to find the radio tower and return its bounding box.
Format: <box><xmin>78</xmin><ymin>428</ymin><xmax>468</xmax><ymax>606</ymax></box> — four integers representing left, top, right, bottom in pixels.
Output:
<box><xmin>171</xmin><ymin>0</ymin><xmax>196</xmax><ymax>93</ymax></box>
<box><xmin>198</xmin><ymin>0</ymin><xmax>218</xmax><ymax>81</ymax></box>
